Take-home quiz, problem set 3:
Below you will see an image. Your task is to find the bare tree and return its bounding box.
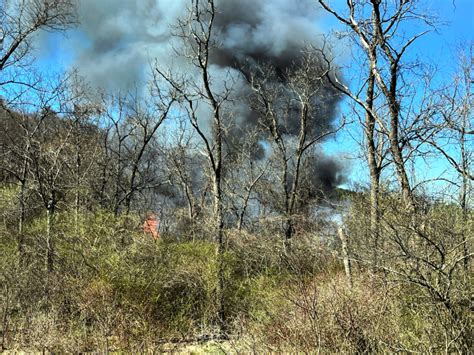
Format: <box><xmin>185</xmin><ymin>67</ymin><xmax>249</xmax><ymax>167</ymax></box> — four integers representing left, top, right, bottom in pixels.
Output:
<box><xmin>0</xmin><ymin>0</ymin><xmax>76</xmax><ymax>259</ymax></box>
<box><xmin>163</xmin><ymin>117</ymin><xmax>205</xmax><ymax>222</ymax></box>
<box><xmin>155</xmin><ymin>0</ymin><xmax>233</xmax><ymax>334</ymax></box>
<box><xmin>25</xmin><ymin>74</ymin><xmax>91</xmax><ymax>273</ymax></box>
<box><xmin>120</xmin><ymin>93</ymin><xmax>175</xmax><ymax>215</ymax></box>
<box><xmin>0</xmin><ymin>0</ymin><xmax>76</xmax><ymax>80</ymax></box>
<box><xmin>96</xmin><ymin>90</ymin><xmax>174</xmax><ymax>232</ymax></box>
<box><xmin>29</xmin><ymin>108</ymin><xmax>75</xmax><ymax>272</ymax></box>
<box><xmin>422</xmin><ymin>45</ymin><xmax>473</xmax><ymax>271</ymax></box>
<box><xmin>317</xmin><ymin>0</ymin><xmax>439</xmax><ymax>210</ymax></box>
<box><xmin>223</xmin><ymin>126</ymin><xmax>270</xmax><ymax>231</ymax></box>
<box><xmin>245</xmin><ymin>49</ymin><xmax>343</xmax><ymax>244</ymax></box>
<box><xmin>98</xmin><ymin>95</ymin><xmax>130</xmax><ymax>216</ymax></box>
<box><xmin>0</xmin><ymin>74</ymin><xmax>73</xmax><ymax>261</ymax></box>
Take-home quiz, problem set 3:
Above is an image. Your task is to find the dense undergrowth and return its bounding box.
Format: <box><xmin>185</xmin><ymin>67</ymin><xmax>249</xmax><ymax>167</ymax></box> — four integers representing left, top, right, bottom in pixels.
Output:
<box><xmin>0</xmin><ymin>195</ymin><xmax>472</xmax><ymax>353</ymax></box>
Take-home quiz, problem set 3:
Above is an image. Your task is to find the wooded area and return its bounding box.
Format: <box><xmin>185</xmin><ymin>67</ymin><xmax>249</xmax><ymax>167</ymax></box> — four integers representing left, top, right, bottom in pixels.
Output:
<box><xmin>0</xmin><ymin>0</ymin><xmax>472</xmax><ymax>352</ymax></box>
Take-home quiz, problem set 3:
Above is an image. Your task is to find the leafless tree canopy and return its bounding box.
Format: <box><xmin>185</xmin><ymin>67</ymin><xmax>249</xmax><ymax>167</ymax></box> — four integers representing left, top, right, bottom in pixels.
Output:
<box><xmin>0</xmin><ymin>0</ymin><xmax>471</xmax><ymax>352</ymax></box>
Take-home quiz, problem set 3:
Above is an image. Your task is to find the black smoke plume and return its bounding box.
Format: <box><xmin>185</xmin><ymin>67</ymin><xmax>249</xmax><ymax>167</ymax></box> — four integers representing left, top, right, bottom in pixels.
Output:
<box><xmin>59</xmin><ymin>0</ymin><xmax>346</xmax><ymax>192</ymax></box>
<box><xmin>208</xmin><ymin>0</ymin><xmax>344</xmax><ymax>192</ymax></box>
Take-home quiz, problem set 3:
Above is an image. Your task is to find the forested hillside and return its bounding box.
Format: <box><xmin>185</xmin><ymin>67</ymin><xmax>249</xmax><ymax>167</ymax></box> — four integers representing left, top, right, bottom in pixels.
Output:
<box><xmin>0</xmin><ymin>0</ymin><xmax>472</xmax><ymax>352</ymax></box>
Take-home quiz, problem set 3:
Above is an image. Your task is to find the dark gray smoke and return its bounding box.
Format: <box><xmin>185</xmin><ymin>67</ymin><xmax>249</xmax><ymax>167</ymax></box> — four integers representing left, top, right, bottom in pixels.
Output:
<box><xmin>203</xmin><ymin>0</ymin><xmax>342</xmax><ymax>168</ymax></box>
<box><xmin>211</xmin><ymin>0</ymin><xmax>320</xmax><ymax>69</ymax></box>
<box><xmin>57</xmin><ymin>0</ymin><xmax>345</xmax><ymax>190</ymax></box>
<box><xmin>306</xmin><ymin>154</ymin><xmax>347</xmax><ymax>194</ymax></box>
<box><xmin>283</xmin><ymin>152</ymin><xmax>347</xmax><ymax>204</ymax></box>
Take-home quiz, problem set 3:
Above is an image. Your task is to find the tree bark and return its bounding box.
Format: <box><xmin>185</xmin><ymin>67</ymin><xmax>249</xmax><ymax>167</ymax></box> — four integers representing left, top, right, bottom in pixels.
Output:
<box><xmin>46</xmin><ymin>194</ymin><xmax>56</xmax><ymax>273</ymax></box>
<box><xmin>338</xmin><ymin>227</ymin><xmax>353</xmax><ymax>289</ymax></box>
<box><xmin>365</xmin><ymin>43</ymin><xmax>382</xmax><ymax>270</ymax></box>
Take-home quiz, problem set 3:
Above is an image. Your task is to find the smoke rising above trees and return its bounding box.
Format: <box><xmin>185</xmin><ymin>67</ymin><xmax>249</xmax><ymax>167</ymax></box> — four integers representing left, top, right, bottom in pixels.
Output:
<box><xmin>68</xmin><ymin>0</ymin><xmax>346</xmax><ymax>194</ymax></box>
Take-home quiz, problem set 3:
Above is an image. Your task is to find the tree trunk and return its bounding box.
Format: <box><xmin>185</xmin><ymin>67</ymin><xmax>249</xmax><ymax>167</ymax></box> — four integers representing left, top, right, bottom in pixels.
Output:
<box><xmin>388</xmin><ymin>117</ymin><xmax>414</xmax><ymax>209</ymax></box>
<box><xmin>212</xmin><ymin>152</ymin><xmax>226</xmax><ymax>336</ymax></box>
<box><xmin>338</xmin><ymin>227</ymin><xmax>353</xmax><ymax>289</ymax></box>
<box><xmin>365</xmin><ymin>53</ymin><xmax>382</xmax><ymax>270</ymax></box>
<box><xmin>18</xmin><ymin>151</ymin><xmax>29</xmax><ymax>258</ymax></box>
<box><xmin>285</xmin><ymin>104</ymin><xmax>307</xmax><ymax>242</ymax></box>
<box><xmin>459</xmin><ymin>125</ymin><xmax>470</xmax><ymax>273</ymax></box>
<box><xmin>46</xmin><ymin>204</ymin><xmax>54</xmax><ymax>273</ymax></box>
<box><xmin>184</xmin><ymin>183</ymin><xmax>195</xmax><ymax>220</ymax></box>
<box><xmin>282</xmin><ymin>154</ymin><xmax>292</xmax><ymax>246</ymax></box>
<box><xmin>369</xmin><ymin>173</ymin><xmax>381</xmax><ymax>270</ymax></box>
<box><xmin>18</xmin><ymin>179</ymin><xmax>26</xmax><ymax>257</ymax></box>
<box><xmin>74</xmin><ymin>149</ymin><xmax>81</xmax><ymax>236</ymax></box>
<box><xmin>371</xmin><ymin>1</ymin><xmax>415</xmax><ymax>210</ymax></box>
<box><xmin>237</xmin><ymin>191</ymin><xmax>250</xmax><ymax>231</ymax></box>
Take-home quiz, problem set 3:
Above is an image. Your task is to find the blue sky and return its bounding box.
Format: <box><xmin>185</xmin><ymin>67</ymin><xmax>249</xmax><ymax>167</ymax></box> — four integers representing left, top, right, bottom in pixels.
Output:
<box><xmin>317</xmin><ymin>0</ymin><xmax>473</xmax><ymax>190</ymax></box>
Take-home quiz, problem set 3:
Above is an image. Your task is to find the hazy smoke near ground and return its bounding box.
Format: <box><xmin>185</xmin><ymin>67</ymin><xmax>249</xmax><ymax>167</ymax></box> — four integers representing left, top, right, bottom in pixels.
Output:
<box><xmin>67</xmin><ymin>0</ymin><xmax>346</xmax><ymax>191</ymax></box>
<box><xmin>306</xmin><ymin>155</ymin><xmax>347</xmax><ymax>194</ymax></box>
